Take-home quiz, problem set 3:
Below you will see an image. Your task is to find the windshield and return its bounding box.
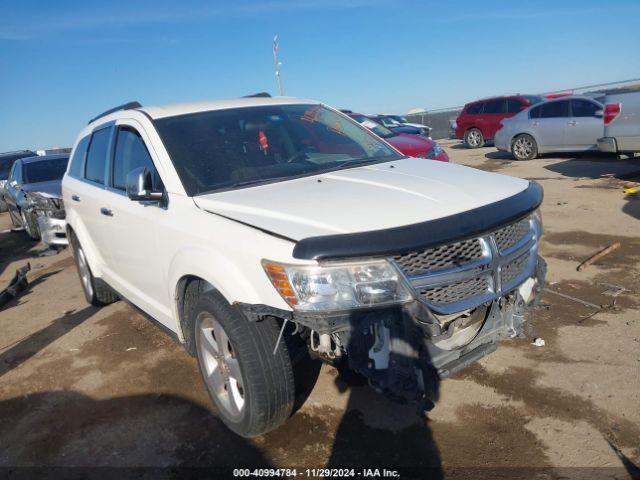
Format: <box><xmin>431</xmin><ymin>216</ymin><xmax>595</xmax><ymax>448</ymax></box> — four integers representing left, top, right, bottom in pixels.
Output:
<box><xmin>378</xmin><ymin>116</ymin><xmax>403</xmax><ymax>127</ymax></box>
<box><xmin>22</xmin><ymin>157</ymin><xmax>69</xmax><ymax>184</ymax></box>
<box><xmin>348</xmin><ymin>115</ymin><xmax>395</xmax><ymax>139</ymax></box>
<box><xmin>155</xmin><ymin>104</ymin><xmax>401</xmax><ymax>196</ymax></box>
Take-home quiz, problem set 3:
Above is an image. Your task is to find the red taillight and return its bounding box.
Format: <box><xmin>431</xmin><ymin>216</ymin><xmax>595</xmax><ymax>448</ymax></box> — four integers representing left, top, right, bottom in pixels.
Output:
<box><xmin>604</xmin><ymin>103</ymin><xmax>621</xmax><ymax>125</ymax></box>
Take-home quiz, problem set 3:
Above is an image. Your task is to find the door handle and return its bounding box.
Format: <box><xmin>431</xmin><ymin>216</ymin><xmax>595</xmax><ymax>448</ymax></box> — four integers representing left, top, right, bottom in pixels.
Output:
<box><xmin>100</xmin><ymin>207</ymin><xmax>114</xmax><ymax>217</ymax></box>
<box><xmin>567</xmin><ymin>120</ymin><xmax>577</xmax><ymax>126</ymax></box>
<box><xmin>532</xmin><ymin>121</ymin><xmax>539</xmax><ymax>126</ymax></box>
<box><xmin>71</xmin><ymin>195</ymin><xmax>81</xmax><ymax>202</ymax></box>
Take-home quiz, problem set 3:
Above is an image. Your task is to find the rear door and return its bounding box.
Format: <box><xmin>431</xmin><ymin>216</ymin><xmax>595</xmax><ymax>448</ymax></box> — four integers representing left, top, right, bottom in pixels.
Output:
<box><xmin>66</xmin><ymin>125</ymin><xmax>115</xmax><ymax>275</ymax></box>
<box><xmin>530</xmin><ymin>100</ymin><xmax>570</xmax><ymax>149</ymax></box>
<box><xmin>478</xmin><ymin>99</ymin><xmax>505</xmax><ymax>139</ymax></box>
<box><xmin>565</xmin><ymin>99</ymin><xmax>603</xmax><ymax>150</ymax></box>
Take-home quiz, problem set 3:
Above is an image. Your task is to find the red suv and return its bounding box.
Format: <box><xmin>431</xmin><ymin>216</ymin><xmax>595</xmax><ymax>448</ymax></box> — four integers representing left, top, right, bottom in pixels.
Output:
<box><xmin>456</xmin><ymin>95</ymin><xmax>544</xmax><ymax>148</ymax></box>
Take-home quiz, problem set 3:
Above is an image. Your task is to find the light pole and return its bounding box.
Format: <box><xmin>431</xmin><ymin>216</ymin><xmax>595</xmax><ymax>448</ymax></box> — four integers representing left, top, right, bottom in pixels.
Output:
<box><xmin>273</xmin><ymin>34</ymin><xmax>283</xmax><ymax>96</ymax></box>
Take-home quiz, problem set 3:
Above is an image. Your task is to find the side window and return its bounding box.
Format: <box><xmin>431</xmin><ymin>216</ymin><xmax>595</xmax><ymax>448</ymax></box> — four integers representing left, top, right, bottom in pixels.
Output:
<box><xmin>68</xmin><ymin>135</ymin><xmax>90</xmax><ymax>179</ymax></box>
<box><xmin>483</xmin><ymin>100</ymin><xmax>505</xmax><ymax>114</ymax></box>
<box><xmin>507</xmin><ymin>99</ymin><xmax>524</xmax><ymax>113</ymax></box>
<box><xmin>85</xmin><ymin>127</ymin><xmax>112</xmax><ymax>184</ymax></box>
<box><xmin>466</xmin><ymin>103</ymin><xmax>482</xmax><ymax>115</ymax></box>
<box><xmin>530</xmin><ymin>105</ymin><xmax>541</xmax><ymax>119</ymax></box>
<box><xmin>112</xmin><ymin>127</ymin><xmax>162</xmax><ymax>191</ymax></box>
<box><xmin>539</xmin><ymin>101</ymin><xmax>569</xmax><ymax>118</ymax></box>
<box><xmin>571</xmin><ymin>99</ymin><xmax>600</xmax><ymax>117</ymax></box>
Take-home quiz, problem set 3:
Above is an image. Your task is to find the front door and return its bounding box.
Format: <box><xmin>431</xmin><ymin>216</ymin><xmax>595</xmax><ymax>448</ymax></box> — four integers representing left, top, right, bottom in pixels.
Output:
<box><xmin>565</xmin><ymin>99</ymin><xmax>604</xmax><ymax>150</ymax></box>
<box><xmin>98</xmin><ymin>120</ymin><xmax>171</xmax><ymax>326</ymax></box>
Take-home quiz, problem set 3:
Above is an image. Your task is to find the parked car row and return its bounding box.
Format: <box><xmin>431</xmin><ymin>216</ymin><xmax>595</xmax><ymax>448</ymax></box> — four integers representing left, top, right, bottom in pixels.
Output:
<box><xmin>455</xmin><ymin>90</ymin><xmax>640</xmax><ymax>160</ymax></box>
<box><xmin>341</xmin><ymin>110</ymin><xmax>449</xmax><ymax>162</ymax></box>
<box><xmin>0</xmin><ymin>153</ymin><xmax>69</xmax><ymax>246</ymax></box>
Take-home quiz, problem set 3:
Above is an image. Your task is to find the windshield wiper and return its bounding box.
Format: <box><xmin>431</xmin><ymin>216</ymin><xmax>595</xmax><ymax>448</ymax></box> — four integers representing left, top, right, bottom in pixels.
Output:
<box><xmin>228</xmin><ymin>179</ymin><xmax>272</xmax><ymax>189</ymax></box>
<box><xmin>334</xmin><ymin>157</ymin><xmax>389</xmax><ymax>169</ymax></box>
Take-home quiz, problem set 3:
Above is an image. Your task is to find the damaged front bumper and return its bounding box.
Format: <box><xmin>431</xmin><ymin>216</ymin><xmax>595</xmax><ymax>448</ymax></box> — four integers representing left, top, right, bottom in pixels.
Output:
<box><xmin>243</xmin><ymin>256</ymin><xmax>546</xmax><ymax>406</ymax></box>
<box><xmin>37</xmin><ymin>216</ymin><xmax>68</xmax><ymax>247</ymax></box>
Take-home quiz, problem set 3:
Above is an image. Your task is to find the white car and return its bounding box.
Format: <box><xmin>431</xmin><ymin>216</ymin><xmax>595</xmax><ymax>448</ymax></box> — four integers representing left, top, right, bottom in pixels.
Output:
<box><xmin>495</xmin><ymin>96</ymin><xmax>604</xmax><ymax>160</ymax></box>
<box><xmin>63</xmin><ymin>96</ymin><xmax>546</xmax><ymax>437</ymax></box>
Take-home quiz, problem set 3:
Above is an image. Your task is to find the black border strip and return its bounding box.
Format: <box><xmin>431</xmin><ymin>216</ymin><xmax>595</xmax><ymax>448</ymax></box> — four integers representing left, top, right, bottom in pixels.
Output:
<box><xmin>292</xmin><ymin>181</ymin><xmax>543</xmax><ymax>260</ymax></box>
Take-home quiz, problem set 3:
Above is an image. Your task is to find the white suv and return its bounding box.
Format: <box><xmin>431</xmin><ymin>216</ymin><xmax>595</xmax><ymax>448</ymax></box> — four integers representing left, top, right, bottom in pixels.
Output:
<box><xmin>62</xmin><ymin>96</ymin><xmax>546</xmax><ymax>437</ymax></box>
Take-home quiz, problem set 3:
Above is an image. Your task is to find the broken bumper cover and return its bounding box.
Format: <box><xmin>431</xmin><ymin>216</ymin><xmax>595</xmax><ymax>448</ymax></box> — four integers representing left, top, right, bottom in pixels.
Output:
<box><xmin>37</xmin><ymin>216</ymin><xmax>68</xmax><ymax>246</ymax></box>
<box><xmin>240</xmin><ymin>255</ymin><xmax>546</xmax><ymax>404</ymax></box>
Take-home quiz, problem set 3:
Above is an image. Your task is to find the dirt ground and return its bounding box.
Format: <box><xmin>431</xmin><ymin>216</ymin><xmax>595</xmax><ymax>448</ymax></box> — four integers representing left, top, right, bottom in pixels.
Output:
<box><xmin>1</xmin><ymin>142</ymin><xmax>639</xmax><ymax>479</ymax></box>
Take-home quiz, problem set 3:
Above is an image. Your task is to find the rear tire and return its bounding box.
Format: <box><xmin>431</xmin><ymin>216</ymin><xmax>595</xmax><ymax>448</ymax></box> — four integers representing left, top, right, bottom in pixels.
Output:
<box><xmin>69</xmin><ymin>231</ymin><xmax>119</xmax><ymax>306</ymax></box>
<box><xmin>464</xmin><ymin>128</ymin><xmax>484</xmax><ymax>148</ymax></box>
<box><xmin>511</xmin><ymin>134</ymin><xmax>538</xmax><ymax>160</ymax></box>
<box><xmin>193</xmin><ymin>291</ymin><xmax>295</xmax><ymax>437</ymax></box>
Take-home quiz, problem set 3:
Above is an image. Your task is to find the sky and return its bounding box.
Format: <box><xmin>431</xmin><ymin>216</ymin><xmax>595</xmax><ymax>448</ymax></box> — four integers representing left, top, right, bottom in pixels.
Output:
<box><xmin>1</xmin><ymin>0</ymin><xmax>639</xmax><ymax>151</ymax></box>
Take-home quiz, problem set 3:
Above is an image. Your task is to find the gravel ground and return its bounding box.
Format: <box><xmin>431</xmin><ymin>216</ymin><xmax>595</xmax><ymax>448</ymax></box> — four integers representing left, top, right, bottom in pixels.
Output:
<box><xmin>0</xmin><ymin>141</ymin><xmax>639</xmax><ymax>479</ymax></box>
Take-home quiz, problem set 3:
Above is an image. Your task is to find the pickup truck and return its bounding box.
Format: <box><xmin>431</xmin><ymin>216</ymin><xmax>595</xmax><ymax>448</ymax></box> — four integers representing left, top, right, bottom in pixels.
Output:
<box><xmin>597</xmin><ymin>90</ymin><xmax>640</xmax><ymax>155</ymax></box>
<box><xmin>62</xmin><ymin>96</ymin><xmax>546</xmax><ymax>437</ymax></box>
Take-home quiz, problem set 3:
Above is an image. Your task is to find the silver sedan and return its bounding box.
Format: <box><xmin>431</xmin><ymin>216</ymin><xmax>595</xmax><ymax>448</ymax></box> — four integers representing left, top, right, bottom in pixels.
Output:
<box><xmin>494</xmin><ymin>96</ymin><xmax>604</xmax><ymax>160</ymax></box>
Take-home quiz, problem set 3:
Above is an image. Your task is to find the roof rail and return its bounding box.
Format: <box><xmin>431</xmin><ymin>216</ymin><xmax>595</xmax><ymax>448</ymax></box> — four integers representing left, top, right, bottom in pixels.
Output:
<box><xmin>88</xmin><ymin>101</ymin><xmax>142</xmax><ymax>125</ymax></box>
<box><xmin>242</xmin><ymin>92</ymin><xmax>271</xmax><ymax>98</ymax></box>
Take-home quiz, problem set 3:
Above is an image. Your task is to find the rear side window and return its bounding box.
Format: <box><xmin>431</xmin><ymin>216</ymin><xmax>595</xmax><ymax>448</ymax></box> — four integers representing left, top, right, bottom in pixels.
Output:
<box><xmin>466</xmin><ymin>103</ymin><xmax>482</xmax><ymax>115</ymax></box>
<box><xmin>112</xmin><ymin>127</ymin><xmax>162</xmax><ymax>191</ymax></box>
<box><xmin>571</xmin><ymin>99</ymin><xmax>600</xmax><ymax>117</ymax></box>
<box><xmin>483</xmin><ymin>100</ymin><xmax>505</xmax><ymax>114</ymax></box>
<box><xmin>85</xmin><ymin>127</ymin><xmax>112</xmax><ymax>184</ymax></box>
<box><xmin>68</xmin><ymin>135</ymin><xmax>90</xmax><ymax>179</ymax></box>
<box><xmin>507</xmin><ymin>99</ymin><xmax>524</xmax><ymax>113</ymax></box>
<box><xmin>539</xmin><ymin>101</ymin><xmax>569</xmax><ymax>118</ymax></box>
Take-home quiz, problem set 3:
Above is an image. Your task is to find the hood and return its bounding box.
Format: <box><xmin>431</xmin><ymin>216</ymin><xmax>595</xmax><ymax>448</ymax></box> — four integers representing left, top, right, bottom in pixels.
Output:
<box><xmin>22</xmin><ymin>180</ymin><xmax>62</xmax><ymax>199</ymax></box>
<box><xmin>387</xmin><ymin>133</ymin><xmax>433</xmax><ymax>156</ymax></box>
<box><xmin>193</xmin><ymin>157</ymin><xmax>530</xmax><ymax>241</ymax></box>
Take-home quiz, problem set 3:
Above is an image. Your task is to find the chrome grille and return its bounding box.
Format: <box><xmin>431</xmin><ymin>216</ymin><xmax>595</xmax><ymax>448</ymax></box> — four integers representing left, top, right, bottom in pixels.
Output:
<box><xmin>494</xmin><ymin>218</ymin><xmax>530</xmax><ymax>253</ymax></box>
<box><xmin>392</xmin><ymin>215</ymin><xmax>538</xmax><ymax>314</ymax></box>
<box><xmin>419</xmin><ymin>276</ymin><xmax>491</xmax><ymax>306</ymax></box>
<box><xmin>501</xmin><ymin>251</ymin><xmax>531</xmax><ymax>286</ymax></box>
<box><xmin>393</xmin><ymin>238</ymin><xmax>484</xmax><ymax>276</ymax></box>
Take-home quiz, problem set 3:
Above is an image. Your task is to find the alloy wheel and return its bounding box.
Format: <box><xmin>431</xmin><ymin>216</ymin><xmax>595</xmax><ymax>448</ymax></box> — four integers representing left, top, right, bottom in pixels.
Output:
<box><xmin>467</xmin><ymin>130</ymin><xmax>481</xmax><ymax>147</ymax></box>
<box><xmin>513</xmin><ymin>137</ymin><xmax>534</xmax><ymax>159</ymax></box>
<box><xmin>197</xmin><ymin>313</ymin><xmax>245</xmax><ymax>419</ymax></box>
<box><xmin>76</xmin><ymin>246</ymin><xmax>94</xmax><ymax>298</ymax></box>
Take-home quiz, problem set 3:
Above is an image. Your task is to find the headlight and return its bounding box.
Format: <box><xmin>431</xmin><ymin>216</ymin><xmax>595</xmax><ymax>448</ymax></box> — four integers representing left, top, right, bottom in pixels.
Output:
<box><xmin>262</xmin><ymin>259</ymin><xmax>412</xmax><ymax>312</ymax></box>
<box><xmin>531</xmin><ymin>208</ymin><xmax>543</xmax><ymax>239</ymax></box>
<box><xmin>26</xmin><ymin>193</ymin><xmax>54</xmax><ymax>209</ymax></box>
<box><xmin>424</xmin><ymin>142</ymin><xmax>444</xmax><ymax>159</ymax></box>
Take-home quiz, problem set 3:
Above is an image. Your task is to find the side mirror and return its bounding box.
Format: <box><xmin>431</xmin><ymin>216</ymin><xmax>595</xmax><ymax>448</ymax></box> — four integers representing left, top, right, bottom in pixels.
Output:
<box><xmin>126</xmin><ymin>167</ymin><xmax>163</xmax><ymax>202</ymax></box>
<box><xmin>594</xmin><ymin>109</ymin><xmax>603</xmax><ymax>118</ymax></box>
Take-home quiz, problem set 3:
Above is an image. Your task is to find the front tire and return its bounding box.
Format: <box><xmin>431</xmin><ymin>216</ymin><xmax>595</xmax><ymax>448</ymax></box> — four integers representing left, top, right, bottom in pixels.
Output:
<box><xmin>193</xmin><ymin>292</ymin><xmax>295</xmax><ymax>437</ymax></box>
<box><xmin>464</xmin><ymin>128</ymin><xmax>484</xmax><ymax>148</ymax></box>
<box><xmin>69</xmin><ymin>232</ymin><xmax>119</xmax><ymax>306</ymax></box>
<box><xmin>511</xmin><ymin>134</ymin><xmax>538</xmax><ymax>160</ymax></box>
<box><xmin>21</xmin><ymin>210</ymin><xmax>40</xmax><ymax>240</ymax></box>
